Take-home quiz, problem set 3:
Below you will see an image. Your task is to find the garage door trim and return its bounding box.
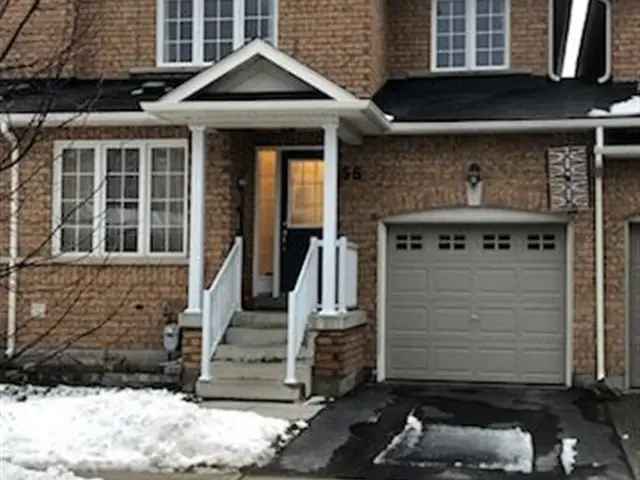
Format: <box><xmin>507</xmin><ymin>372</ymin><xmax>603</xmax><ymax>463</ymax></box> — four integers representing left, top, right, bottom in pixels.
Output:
<box><xmin>376</xmin><ymin>208</ymin><xmax>574</xmax><ymax>387</ymax></box>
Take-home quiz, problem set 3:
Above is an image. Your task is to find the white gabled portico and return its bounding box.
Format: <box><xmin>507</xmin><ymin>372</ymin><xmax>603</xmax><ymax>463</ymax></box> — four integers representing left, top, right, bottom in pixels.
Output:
<box><xmin>141</xmin><ymin>39</ymin><xmax>381</xmax><ymax>398</ymax></box>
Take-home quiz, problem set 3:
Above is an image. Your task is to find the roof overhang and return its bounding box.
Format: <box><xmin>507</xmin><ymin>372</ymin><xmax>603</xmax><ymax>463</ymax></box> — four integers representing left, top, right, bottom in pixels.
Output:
<box><xmin>140</xmin><ymin>40</ymin><xmax>389</xmax><ymax>144</ymax></box>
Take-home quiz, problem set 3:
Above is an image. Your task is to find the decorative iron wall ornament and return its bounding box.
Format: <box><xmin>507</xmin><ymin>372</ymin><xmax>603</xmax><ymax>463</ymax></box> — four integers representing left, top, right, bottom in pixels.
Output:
<box><xmin>547</xmin><ymin>146</ymin><xmax>590</xmax><ymax>211</ymax></box>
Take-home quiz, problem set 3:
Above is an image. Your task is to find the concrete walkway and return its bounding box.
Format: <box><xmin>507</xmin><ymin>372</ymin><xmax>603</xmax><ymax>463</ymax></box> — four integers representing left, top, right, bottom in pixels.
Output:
<box><xmin>200</xmin><ymin>396</ymin><xmax>326</xmax><ymax>422</ymax></box>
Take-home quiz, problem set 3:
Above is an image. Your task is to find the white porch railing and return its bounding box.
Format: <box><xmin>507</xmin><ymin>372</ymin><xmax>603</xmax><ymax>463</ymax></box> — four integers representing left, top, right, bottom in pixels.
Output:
<box><xmin>285</xmin><ymin>237</ymin><xmax>320</xmax><ymax>385</ymax></box>
<box><xmin>338</xmin><ymin>237</ymin><xmax>358</xmax><ymax>312</ymax></box>
<box><xmin>285</xmin><ymin>236</ymin><xmax>359</xmax><ymax>385</ymax></box>
<box><xmin>200</xmin><ymin>237</ymin><xmax>243</xmax><ymax>382</ymax></box>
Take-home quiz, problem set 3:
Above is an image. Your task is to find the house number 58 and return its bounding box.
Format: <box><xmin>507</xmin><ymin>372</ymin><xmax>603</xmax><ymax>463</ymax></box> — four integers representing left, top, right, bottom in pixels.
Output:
<box><xmin>342</xmin><ymin>166</ymin><xmax>363</xmax><ymax>181</ymax></box>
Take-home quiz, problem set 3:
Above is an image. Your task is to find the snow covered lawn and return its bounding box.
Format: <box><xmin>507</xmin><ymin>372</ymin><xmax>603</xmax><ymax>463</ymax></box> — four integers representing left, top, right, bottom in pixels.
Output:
<box><xmin>0</xmin><ymin>384</ymin><xmax>300</xmax><ymax>479</ymax></box>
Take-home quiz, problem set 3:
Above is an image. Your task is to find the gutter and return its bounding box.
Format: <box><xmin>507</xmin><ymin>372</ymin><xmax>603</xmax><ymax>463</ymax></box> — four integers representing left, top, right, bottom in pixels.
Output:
<box><xmin>1</xmin><ymin>122</ymin><xmax>19</xmax><ymax>358</ymax></box>
<box><xmin>594</xmin><ymin>127</ymin><xmax>606</xmax><ymax>380</ymax></box>
<box><xmin>0</xmin><ymin>112</ymin><xmax>173</xmax><ymax>128</ymax></box>
<box><xmin>389</xmin><ymin>117</ymin><xmax>640</xmax><ymax>135</ymax></box>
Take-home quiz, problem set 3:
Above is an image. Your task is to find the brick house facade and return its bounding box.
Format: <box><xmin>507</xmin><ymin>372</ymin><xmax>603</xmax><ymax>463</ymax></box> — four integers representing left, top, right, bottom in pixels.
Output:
<box><xmin>1</xmin><ymin>0</ymin><xmax>640</xmax><ymax>397</ymax></box>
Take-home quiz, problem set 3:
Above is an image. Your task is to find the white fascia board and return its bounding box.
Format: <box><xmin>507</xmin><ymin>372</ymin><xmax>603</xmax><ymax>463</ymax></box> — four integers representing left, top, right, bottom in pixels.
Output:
<box><xmin>141</xmin><ymin>99</ymin><xmax>369</xmax><ymax>114</ymax></box>
<box><xmin>0</xmin><ymin>112</ymin><xmax>173</xmax><ymax>128</ymax></box>
<box><xmin>390</xmin><ymin>117</ymin><xmax>640</xmax><ymax>134</ymax></box>
<box><xmin>157</xmin><ymin>39</ymin><xmax>357</xmax><ymax>104</ymax></box>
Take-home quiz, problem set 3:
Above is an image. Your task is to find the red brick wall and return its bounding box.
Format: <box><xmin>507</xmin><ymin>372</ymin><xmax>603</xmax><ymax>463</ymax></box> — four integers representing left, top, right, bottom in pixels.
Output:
<box><xmin>277</xmin><ymin>0</ymin><xmax>387</xmax><ymax>96</ymax></box>
<box><xmin>387</xmin><ymin>0</ymin><xmax>548</xmax><ymax>77</ymax></box>
<box><xmin>314</xmin><ymin>325</ymin><xmax>368</xmax><ymax>379</ymax></box>
<box><xmin>7</xmin><ymin>126</ymin><xmax>254</xmax><ymax>354</ymax></box>
<box><xmin>0</xmin><ymin>0</ymin><xmax>83</xmax><ymax>78</ymax></box>
<box><xmin>612</xmin><ymin>0</ymin><xmax>640</xmax><ymax>81</ymax></box>
<box><xmin>340</xmin><ymin>134</ymin><xmax>597</xmax><ymax>376</ymax></box>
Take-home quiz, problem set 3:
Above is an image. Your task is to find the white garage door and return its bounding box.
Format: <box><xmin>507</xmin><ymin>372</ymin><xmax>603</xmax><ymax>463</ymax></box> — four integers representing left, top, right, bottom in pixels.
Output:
<box><xmin>386</xmin><ymin>224</ymin><xmax>566</xmax><ymax>384</ymax></box>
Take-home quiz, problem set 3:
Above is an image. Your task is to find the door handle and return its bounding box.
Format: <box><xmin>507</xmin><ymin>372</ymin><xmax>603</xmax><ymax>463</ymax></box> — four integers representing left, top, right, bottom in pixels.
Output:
<box><xmin>282</xmin><ymin>224</ymin><xmax>288</xmax><ymax>251</ymax></box>
<box><xmin>470</xmin><ymin>313</ymin><xmax>480</xmax><ymax>321</ymax></box>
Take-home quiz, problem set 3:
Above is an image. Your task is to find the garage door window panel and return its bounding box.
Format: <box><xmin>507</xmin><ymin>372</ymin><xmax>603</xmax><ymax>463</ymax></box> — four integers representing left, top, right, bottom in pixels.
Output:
<box><xmin>438</xmin><ymin>234</ymin><xmax>467</xmax><ymax>251</ymax></box>
<box><xmin>482</xmin><ymin>233</ymin><xmax>512</xmax><ymax>250</ymax></box>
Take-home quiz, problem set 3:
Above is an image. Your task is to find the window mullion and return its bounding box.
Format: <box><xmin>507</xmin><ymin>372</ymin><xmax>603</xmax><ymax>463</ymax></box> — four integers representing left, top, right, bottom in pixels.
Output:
<box><xmin>193</xmin><ymin>0</ymin><xmax>204</xmax><ymax>64</ymax></box>
<box><xmin>467</xmin><ymin>0</ymin><xmax>475</xmax><ymax>69</ymax></box>
<box><xmin>139</xmin><ymin>144</ymin><xmax>148</xmax><ymax>256</ymax></box>
<box><xmin>94</xmin><ymin>145</ymin><xmax>105</xmax><ymax>256</ymax></box>
<box><xmin>234</xmin><ymin>0</ymin><xmax>245</xmax><ymax>49</ymax></box>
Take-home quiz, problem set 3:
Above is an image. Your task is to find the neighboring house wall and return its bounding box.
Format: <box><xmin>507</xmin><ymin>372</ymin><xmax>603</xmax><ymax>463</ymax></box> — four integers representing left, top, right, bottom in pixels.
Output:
<box><xmin>612</xmin><ymin>0</ymin><xmax>640</xmax><ymax>81</ymax></box>
<box><xmin>386</xmin><ymin>0</ymin><xmax>549</xmax><ymax>77</ymax></box>
<box><xmin>339</xmin><ymin>133</ymin><xmax>597</xmax><ymax>376</ymax></box>
<box><xmin>603</xmin><ymin>160</ymin><xmax>640</xmax><ymax>376</ymax></box>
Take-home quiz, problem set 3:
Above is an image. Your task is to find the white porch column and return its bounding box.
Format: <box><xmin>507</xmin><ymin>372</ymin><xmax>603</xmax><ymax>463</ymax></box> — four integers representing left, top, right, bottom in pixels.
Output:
<box><xmin>321</xmin><ymin>121</ymin><xmax>339</xmax><ymax>316</ymax></box>
<box><xmin>185</xmin><ymin>126</ymin><xmax>208</xmax><ymax>320</ymax></box>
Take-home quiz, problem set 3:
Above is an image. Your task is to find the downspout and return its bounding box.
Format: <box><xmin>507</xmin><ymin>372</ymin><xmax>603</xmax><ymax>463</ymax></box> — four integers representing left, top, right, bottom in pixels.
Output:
<box><xmin>595</xmin><ymin>126</ymin><xmax>606</xmax><ymax>380</ymax></box>
<box><xmin>1</xmin><ymin>122</ymin><xmax>19</xmax><ymax>358</ymax></box>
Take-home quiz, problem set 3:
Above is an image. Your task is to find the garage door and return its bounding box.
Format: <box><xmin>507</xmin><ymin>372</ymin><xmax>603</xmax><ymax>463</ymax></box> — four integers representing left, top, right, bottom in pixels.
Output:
<box><xmin>386</xmin><ymin>224</ymin><xmax>566</xmax><ymax>384</ymax></box>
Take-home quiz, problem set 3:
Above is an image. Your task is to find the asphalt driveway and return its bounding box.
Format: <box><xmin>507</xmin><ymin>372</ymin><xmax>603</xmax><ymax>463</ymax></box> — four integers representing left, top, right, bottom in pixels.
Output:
<box><xmin>252</xmin><ymin>384</ymin><xmax>633</xmax><ymax>480</ymax></box>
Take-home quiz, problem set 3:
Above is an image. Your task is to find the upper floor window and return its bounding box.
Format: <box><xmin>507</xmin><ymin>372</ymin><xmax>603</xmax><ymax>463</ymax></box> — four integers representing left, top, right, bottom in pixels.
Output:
<box><xmin>433</xmin><ymin>0</ymin><xmax>510</xmax><ymax>71</ymax></box>
<box><xmin>158</xmin><ymin>0</ymin><xmax>277</xmax><ymax>66</ymax></box>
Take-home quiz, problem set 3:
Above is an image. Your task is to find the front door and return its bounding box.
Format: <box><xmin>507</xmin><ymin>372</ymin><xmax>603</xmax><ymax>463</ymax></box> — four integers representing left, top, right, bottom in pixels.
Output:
<box><xmin>280</xmin><ymin>151</ymin><xmax>324</xmax><ymax>292</ymax></box>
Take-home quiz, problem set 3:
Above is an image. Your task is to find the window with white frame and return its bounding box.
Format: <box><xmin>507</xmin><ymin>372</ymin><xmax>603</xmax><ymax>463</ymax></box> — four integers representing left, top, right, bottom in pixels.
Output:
<box><xmin>159</xmin><ymin>0</ymin><xmax>277</xmax><ymax>66</ymax></box>
<box><xmin>53</xmin><ymin>140</ymin><xmax>189</xmax><ymax>257</ymax></box>
<box><xmin>433</xmin><ymin>0</ymin><xmax>509</xmax><ymax>71</ymax></box>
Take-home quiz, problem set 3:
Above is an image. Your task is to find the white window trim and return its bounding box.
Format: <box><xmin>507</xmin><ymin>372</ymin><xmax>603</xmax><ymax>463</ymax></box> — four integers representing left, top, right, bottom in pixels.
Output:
<box><xmin>156</xmin><ymin>0</ymin><xmax>279</xmax><ymax>68</ymax></box>
<box><xmin>52</xmin><ymin>139</ymin><xmax>189</xmax><ymax>260</ymax></box>
<box><xmin>431</xmin><ymin>0</ymin><xmax>511</xmax><ymax>73</ymax></box>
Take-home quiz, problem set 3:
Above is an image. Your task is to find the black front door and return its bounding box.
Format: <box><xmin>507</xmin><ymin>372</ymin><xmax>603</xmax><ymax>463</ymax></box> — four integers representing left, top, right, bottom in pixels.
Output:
<box><xmin>280</xmin><ymin>150</ymin><xmax>324</xmax><ymax>293</ymax></box>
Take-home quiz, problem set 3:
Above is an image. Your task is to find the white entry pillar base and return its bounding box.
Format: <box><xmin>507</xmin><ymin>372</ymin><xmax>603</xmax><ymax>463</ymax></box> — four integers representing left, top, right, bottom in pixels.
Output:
<box><xmin>185</xmin><ymin>126</ymin><xmax>208</xmax><ymax>324</ymax></box>
<box><xmin>321</xmin><ymin>121</ymin><xmax>339</xmax><ymax>316</ymax></box>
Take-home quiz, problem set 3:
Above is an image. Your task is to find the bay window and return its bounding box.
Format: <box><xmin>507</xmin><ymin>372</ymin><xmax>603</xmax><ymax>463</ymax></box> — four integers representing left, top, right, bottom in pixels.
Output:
<box><xmin>433</xmin><ymin>0</ymin><xmax>510</xmax><ymax>71</ymax></box>
<box><xmin>158</xmin><ymin>0</ymin><xmax>277</xmax><ymax>66</ymax></box>
<box><xmin>53</xmin><ymin>140</ymin><xmax>189</xmax><ymax>258</ymax></box>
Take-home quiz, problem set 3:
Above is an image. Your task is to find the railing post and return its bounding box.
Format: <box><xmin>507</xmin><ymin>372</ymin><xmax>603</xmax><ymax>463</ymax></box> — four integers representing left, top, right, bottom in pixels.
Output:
<box><xmin>235</xmin><ymin>237</ymin><xmax>243</xmax><ymax>312</ymax></box>
<box><xmin>311</xmin><ymin>237</ymin><xmax>320</xmax><ymax>309</ymax></box>
<box><xmin>199</xmin><ymin>291</ymin><xmax>212</xmax><ymax>382</ymax></box>
<box><xmin>285</xmin><ymin>294</ymin><xmax>297</xmax><ymax>385</ymax></box>
<box><xmin>338</xmin><ymin>237</ymin><xmax>347</xmax><ymax>313</ymax></box>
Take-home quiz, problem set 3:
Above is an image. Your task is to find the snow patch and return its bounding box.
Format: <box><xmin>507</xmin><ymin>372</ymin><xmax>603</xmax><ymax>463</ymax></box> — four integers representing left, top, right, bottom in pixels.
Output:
<box><xmin>561</xmin><ymin>438</ymin><xmax>578</xmax><ymax>475</ymax></box>
<box><xmin>589</xmin><ymin>96</ymin><xmax>640</xmax><ymax>117</ymax></box>
<box><xmin>374</xmin><ymin>414</ymin><xmax>533</xmax><ymax>474</ymax></box>
<box><xmin>2</xmin><ymin>463</ymin><xmax>101</xmax><ymax>480</ymax></box>
<box><xmin>1</xmin><ymin>385</ymin><xmax>291</xmax><ymax>473</ymax></box>
<box><xmin>373</xmin><ymin>410</ymin><xmax>423</xmax><ymax>464</ymax></box>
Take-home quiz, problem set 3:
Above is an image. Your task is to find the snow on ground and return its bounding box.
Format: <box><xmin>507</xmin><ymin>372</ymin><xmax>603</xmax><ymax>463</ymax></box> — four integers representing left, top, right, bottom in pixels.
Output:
<box><xmin>2</xmin><ymin>462</ymin><xmax>100</xmax><ymax>480</ymax></box>
<box><xmin>590</xmin><ymin>96</ymin><xmax>640</xmax><ymax>117</ymax></box>
<box><xmin>374</xmin><ymin>412</ymin><xmax>534</xmax><ymax>474</ymax></box>
<box><xmin>0</xmin><ymin>384</ymin><xmax>294</xmax><ymax>476</ymax></box>
<box><xmin>561</xmin><ymin>438</ymin><xmax>579</xmax><ymax>475</ymax></box>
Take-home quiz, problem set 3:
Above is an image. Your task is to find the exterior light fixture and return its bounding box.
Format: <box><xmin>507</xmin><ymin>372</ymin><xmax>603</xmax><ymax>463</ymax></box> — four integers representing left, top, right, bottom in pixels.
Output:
<box><xmin>467</xmin><ymin>163</ymin><xmax>482</xmax><ymax>188</ymax></box>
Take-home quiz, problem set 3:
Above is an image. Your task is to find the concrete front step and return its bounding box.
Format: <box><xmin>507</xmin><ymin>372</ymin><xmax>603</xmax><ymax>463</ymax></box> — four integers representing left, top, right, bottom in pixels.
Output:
<box><xmin>211</xmin><ymin>360</ymin><xmax>311</xmax><ymax>381</ymax></box>
<box><xmin>210</xmin><ymin>360</ymin><xmax>313</xmax><ymax>396</ymax></box>
<box><xmin>224</xmin><ymin>326</ymin><xmax>287</xmax><ymax>347</ymax></box>
<box><xmin>196</xmin><ymin>378</ymin><xmax>302</xmax><ymax>401</ymax></box>
<box><xmin>214</xmin><ymin>344</ymin><xmax>311</xmax><ymax>363</ymax></box>
<box><xmin>230</xmin><ymin>311</ymin><xmax>287</xmax><ymax>329</ymax></box>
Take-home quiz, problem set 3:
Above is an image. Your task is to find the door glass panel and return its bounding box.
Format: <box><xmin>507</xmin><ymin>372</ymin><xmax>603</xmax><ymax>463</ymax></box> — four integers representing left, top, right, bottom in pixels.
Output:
<box><xmin>257</xmin><ymin>149</ymin><xmax>277</xmax><ymax>276</ymax></box>
<box><xmin>288</xmin><ymin>159</ymin><xmax>324</xmax><ymax>228</ymax></box>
